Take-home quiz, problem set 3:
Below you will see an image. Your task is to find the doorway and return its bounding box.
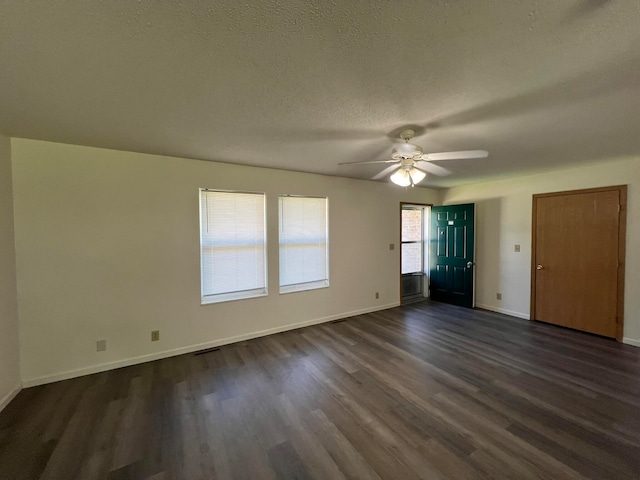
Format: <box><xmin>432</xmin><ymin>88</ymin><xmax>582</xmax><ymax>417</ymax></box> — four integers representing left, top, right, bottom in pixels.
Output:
<box><xmin>400</xmin><ymin>204</ymin><xmax>430</xmax><ymax>304</ymax></box>
<box><xmin>531</xmin><ymin>185</ymin><xmax>627</xmax><ymax>340</ymax></box>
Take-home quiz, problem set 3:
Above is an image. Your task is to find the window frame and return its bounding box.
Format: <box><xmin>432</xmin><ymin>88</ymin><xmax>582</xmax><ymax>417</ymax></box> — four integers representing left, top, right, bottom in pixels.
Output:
<box><xmin>199</xmin><ymin>188</ymin><xmax>268</xmax><ymax>305</ymax></box>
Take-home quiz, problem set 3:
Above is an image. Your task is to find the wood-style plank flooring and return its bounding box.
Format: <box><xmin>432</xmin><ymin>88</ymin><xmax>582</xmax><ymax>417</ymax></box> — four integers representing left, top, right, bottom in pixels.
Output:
<box><xmin>1</xmin><ymin>301</ymin><xmax>640</xmax><ymax>479</ymax></box>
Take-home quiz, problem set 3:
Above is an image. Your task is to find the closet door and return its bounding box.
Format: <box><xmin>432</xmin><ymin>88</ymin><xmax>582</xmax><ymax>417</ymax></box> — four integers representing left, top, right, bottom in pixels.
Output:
<box><xmin>531</xmin><ymin>186</ymin><xmax>626</xmax><ymax>339</ymax></box>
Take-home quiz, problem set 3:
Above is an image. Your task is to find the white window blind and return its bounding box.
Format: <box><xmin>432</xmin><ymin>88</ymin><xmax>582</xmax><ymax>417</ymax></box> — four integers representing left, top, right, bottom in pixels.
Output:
<box><xmin>200</xmin><ymin>190</ymin><xmax>267</xmax><ymax>304</ymax></box>
<box><xmin>279</xmin><ymin>196</ymin><xmax>329</xmax><ymax>293</ymax></box>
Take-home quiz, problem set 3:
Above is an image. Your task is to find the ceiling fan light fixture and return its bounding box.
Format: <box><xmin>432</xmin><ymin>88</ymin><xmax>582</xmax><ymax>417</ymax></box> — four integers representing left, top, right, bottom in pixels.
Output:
<box><xmin>390</xmin><ymin>167</ymin><xmax>426</xmax><ymax>187</ymax></box>
<box><xmin>409</xmin><ymin>167</ymin><xmax>426</xmax><ymax>184</ymax></box>
<box><xmin>390</xmin><ymin>168</ymin><xmax>411</xmax><ymax>186</ymax></box>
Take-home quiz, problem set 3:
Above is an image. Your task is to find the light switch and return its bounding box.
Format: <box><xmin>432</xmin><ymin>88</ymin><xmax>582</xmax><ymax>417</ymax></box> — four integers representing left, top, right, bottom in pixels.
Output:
<box><xmin>515</xmin><ymin>244</ymin><xmax>521</xmax><ymax>252</ymax></box>
<box><xmin>389</xmin><ymin>243</ymin><xmax>395</xmax><ymax>250</ymax></box>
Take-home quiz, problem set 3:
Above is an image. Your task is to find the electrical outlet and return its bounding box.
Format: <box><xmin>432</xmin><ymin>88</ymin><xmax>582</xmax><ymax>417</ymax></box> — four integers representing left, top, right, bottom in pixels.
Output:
<box><xmin>514</xmin><ymin>244</ymin><xmax>521</xmax><ymax>252</ymax></box>
<box><xmin>96</xmin><ymin>339</ymin><xmax>106</xmax><ymax>352</ymax></box>
<box><xmin>389</xmin><ymin>243</ymin><xmax>395</xmax><ymax>250</ymax></box>
<box><xmin>496</xmin><ymin>293</ymin><xmax>502</xmax><ymax>300</ymax></box>
<box><xmin>375</xmin><ymin>292</ymin><xmax>380</xmax><ymax>299</ymax></box>
<box><xmin>151</xmin><ymin>330</ymin><xmax>160</xmax><ymax>342</ymax></box>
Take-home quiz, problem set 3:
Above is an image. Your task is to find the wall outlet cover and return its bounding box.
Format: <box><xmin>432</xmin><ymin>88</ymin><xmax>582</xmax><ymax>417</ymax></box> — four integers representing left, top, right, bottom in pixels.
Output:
<box><xmin>96</xmin><ymin>339</ymin><xmax>106</xmax><ymax>352</ymax></box>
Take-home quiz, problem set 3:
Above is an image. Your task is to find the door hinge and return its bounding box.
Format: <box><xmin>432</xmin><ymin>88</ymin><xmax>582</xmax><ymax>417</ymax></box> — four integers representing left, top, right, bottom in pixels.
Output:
<box><xmin>618</xmin><ymin>204</ymin><xmax>621</xmax><ymax>213</ymax></box>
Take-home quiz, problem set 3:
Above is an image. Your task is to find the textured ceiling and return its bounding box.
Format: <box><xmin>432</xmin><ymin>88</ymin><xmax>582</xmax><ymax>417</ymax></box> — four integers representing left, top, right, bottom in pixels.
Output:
<box><xmin>1</xmin><ymin>1</ymin><xmax>639</xmax><ymax>188</ymax></box>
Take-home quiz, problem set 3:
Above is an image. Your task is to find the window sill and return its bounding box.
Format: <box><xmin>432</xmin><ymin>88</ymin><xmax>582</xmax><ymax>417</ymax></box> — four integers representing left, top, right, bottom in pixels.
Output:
<box><xmin>280</xmin><ymin>280</ymin><xmax>329</xmax><ymax>295</ymax></box>
<box><xmin>201</xmin><ymin>289</ymin><xmax>267</xmax><ymax>305</ymax></box>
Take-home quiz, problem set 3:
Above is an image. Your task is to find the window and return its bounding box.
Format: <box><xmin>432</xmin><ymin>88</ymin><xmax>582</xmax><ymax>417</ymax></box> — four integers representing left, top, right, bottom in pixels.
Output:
<box><xmin>279</xmin><ymin>195</ymin><xmax>329</xmax><ymax>293</ymax></box>
<box><xmin>401</xmin><ymin>208</ymin><xmax>423</xmax><ymax>274</ymax></box>
<box><xmin>200</xmin><ymin>190</ymin><xmax>267</xmax><ymax>304</ymax></box>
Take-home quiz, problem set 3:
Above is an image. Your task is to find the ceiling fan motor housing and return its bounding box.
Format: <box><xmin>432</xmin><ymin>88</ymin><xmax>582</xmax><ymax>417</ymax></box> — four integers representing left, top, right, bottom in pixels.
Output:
<box><xmin>392</xmin><ymin>142</ymin><xmax>423</xmax><ymax>159</ymax></box>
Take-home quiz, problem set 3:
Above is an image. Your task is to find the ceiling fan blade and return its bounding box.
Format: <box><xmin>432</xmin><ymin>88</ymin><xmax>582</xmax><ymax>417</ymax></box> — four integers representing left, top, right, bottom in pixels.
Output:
<box><xmin>338</xmin><ymin>159</ymin><xmax>399</xmax><ymax>166</ymax></box>
<box><xmin>371</xmin><ymin>164</ymin><xmax>401</xmax><ymax>180</ymax></box>
<box><xmin>414</xmin><ymin>161</ymin><xmax>452</xmax><ymax>177</ymax></box>
<box><xmin>423</xmin><ymin>150</ymin><xmax>488</xmax><ymax>161</ymax></box>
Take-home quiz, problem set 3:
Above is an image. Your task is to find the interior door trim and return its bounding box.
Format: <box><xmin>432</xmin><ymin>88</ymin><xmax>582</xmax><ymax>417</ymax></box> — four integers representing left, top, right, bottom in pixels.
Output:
<box><xmin>530</xmin><ymin>185</ymin><xmax>627</xmax><ymax>341</ymax></box>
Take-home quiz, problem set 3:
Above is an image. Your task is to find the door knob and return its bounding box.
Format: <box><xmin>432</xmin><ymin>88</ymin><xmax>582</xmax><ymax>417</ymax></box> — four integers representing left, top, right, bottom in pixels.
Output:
<box><xmin>536</xmin><ymin>264</ymin><xmax>544</xmax><ymax>270</ymax></box>
<box><xmin>466</xmin><ymin>261</ymin><xmax>474</xmax><ymax>268</ymax></box>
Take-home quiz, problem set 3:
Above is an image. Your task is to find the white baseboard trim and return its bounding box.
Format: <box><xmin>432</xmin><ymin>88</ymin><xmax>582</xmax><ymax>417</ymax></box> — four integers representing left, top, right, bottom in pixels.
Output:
<box><xmin>22</xmin><ymin>302</ymin><xmax>400</xmax><ymax>388</ymax></box>
<box><xmin>0</xmin><ymin>383</ymin><xmax>22</xmax><ymax>413</ymax></box>
<box><xmin>623</xmin><ymin>337</ymin><xmax>640</xmax><ymax>347</ymax></box>
<box><xmin>475</xmin><ymin>304</ymin><xmax>530</xmax><ymax>320</ymax></box>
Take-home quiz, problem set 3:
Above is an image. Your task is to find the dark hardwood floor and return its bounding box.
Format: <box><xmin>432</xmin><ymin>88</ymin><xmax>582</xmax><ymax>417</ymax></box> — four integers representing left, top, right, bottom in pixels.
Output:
<box><xmin>1</xmin><ymin>301</ymin><xmax>640</xmax><ymax>479</ymax></box>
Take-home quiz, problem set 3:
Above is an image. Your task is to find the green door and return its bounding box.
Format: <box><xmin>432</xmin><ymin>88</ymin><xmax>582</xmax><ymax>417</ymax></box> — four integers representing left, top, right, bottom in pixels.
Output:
<box><xmin>430</xmin><ymin>204</ymin><xmax>475</xmax><ymax>308</ymax></box>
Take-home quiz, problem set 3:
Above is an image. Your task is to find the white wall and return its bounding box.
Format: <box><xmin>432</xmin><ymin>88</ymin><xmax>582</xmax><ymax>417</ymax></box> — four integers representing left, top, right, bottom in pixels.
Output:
<box><xmin>11</xmin><ymin>139</ymin><xmax>442</xmax><ymax>386</ymax></box>
<box><xmin>442</xmin><ymin>157</ymin><xmax>640</xmax><ymax>345</ymax></box>
<box><xmin>0</xmin><ymin>135</ymin><xmax>21</xmax><ymax>410</ymax></box>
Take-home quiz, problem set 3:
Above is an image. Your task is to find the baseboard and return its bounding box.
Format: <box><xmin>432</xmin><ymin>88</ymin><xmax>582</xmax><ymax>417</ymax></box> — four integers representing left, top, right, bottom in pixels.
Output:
<box><xmin>0</xmin><ymin>383</ymin><xmax>22</xmax><ymax>413</ymax></box>
<box><xmin>475</xmin><ymin>304</ymin><xmax>530</xmax><ymax>320</ymax></box>
<box><xmin>623</xmin><ymin>337</ymin><xmax>640</xmax><ymax>347</ymax></box>
<box><xmin>22</xmin><ymin>302</ymin><xmax>400</xmax><ymax>387</ymax></box>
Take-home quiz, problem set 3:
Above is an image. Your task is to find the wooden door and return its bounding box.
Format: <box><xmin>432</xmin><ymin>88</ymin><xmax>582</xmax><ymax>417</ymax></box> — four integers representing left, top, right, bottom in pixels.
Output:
<box><xmin>430</xmin><ymin>204</ymin><xmax>475</xmax><ymax>308</ymax></box>
<box><xmin>531</xmin><ymin>186</ymin><xmax>626</xmax><ymax>339</ymax></box>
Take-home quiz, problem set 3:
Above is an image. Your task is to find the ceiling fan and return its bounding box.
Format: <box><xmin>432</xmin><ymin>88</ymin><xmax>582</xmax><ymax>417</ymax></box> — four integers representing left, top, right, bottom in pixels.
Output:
<box><xmin>339</xmin><ymin>129</ymin><xmax>488</xmax><ymax>187</ymax></box>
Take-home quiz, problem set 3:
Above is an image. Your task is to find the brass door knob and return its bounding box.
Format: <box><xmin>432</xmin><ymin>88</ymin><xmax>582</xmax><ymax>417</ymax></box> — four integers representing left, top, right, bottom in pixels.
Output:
<box><xmin>536</xmin><ymin>264</ymin><xmax>544</xmax><ymax>270</ymax></box>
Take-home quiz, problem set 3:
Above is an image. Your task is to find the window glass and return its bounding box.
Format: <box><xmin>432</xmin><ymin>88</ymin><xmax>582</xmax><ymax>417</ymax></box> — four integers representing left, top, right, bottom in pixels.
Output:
<box><xmin>402</xmin><ymin>209</ymin><xmax>422</xmax><ymax>242</ymax></box>
<box><xmin>402</xmin><ymin>243</ymin><xmax>422</xmax><ymax>274</ymax></box>
<box><xmin>401</xmin><ymin>208</ymin><xmax>423</xmax><ymax>274</ymax></box>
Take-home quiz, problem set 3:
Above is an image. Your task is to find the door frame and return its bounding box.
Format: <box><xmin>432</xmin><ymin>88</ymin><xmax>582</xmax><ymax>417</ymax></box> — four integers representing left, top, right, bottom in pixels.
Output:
<box><xmin>400</xmin><ymin>202</ymin><xmax>433</xmax><ymax>304</ymax></box>
<box><xmin>530</xmin><ymin>185</ymin><xmax>627</xmax><ymax>341</ymax></box>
